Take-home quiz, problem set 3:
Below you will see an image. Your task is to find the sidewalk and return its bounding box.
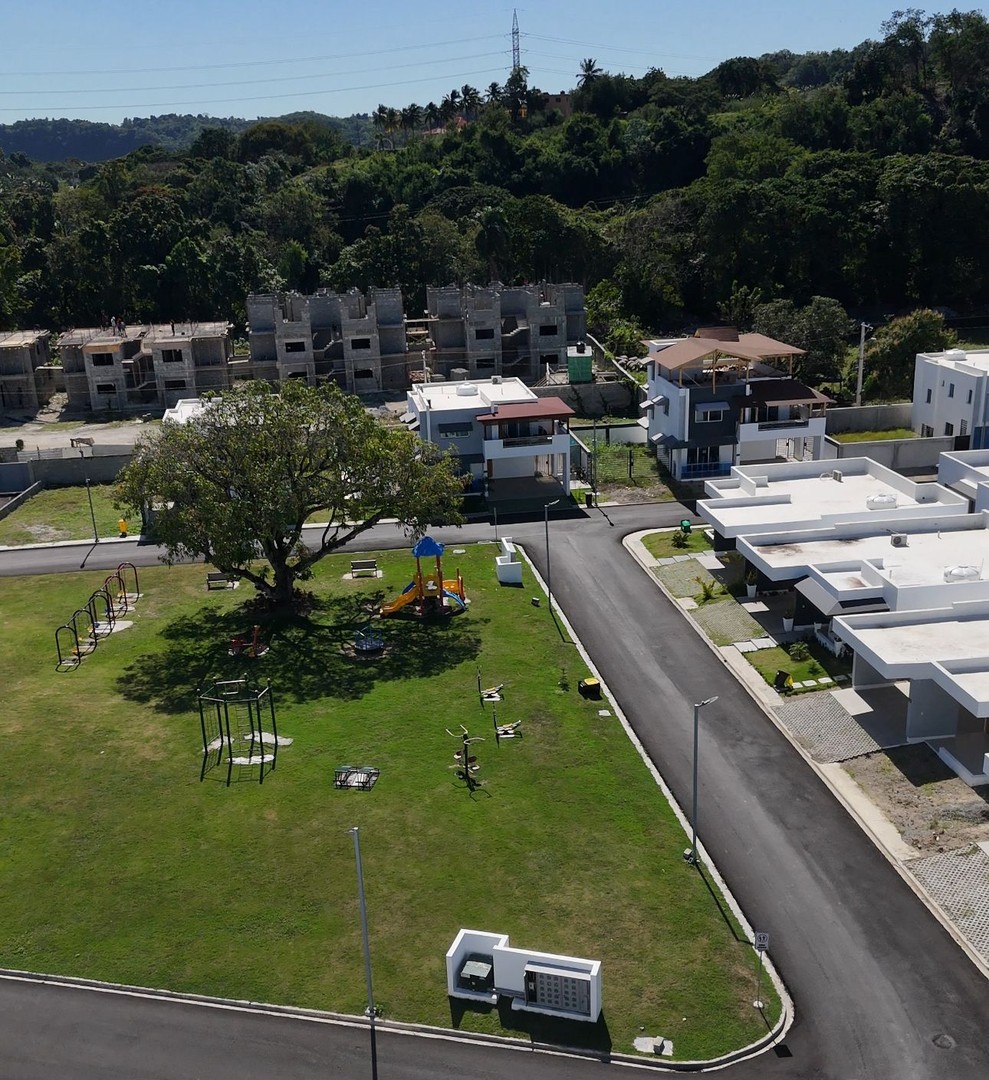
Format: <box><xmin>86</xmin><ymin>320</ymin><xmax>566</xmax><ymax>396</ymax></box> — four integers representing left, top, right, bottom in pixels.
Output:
<box><xmin>625</xmin><ymin>527</ymin><xmax>989</xmax><ymax>979</ymax></box>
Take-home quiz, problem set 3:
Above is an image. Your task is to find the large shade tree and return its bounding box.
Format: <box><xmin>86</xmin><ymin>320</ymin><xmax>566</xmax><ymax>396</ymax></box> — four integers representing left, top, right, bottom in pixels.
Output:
<box><xmin>116</xmin><ymin>381</ymin><xmax>465</xmax><ymax>608</ymax></box>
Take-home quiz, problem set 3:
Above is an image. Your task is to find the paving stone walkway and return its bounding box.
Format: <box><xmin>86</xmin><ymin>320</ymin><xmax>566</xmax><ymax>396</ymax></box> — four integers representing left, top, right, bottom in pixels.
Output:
<box><xmin>774</xmin><ymin>693</ymin><xmax>885</xmax><ymax>762</ymax></box>
<box><xmin>653</xmin><ymin>560</ymin><xmax>711</xmax><ymax>598</ymax></box>
<box><xmin>907</xmin><ymin>848</ymin><xmax>989</xmax><ymax>961</ymax></box>
<box><xmin>693</xmin><ymin>599</ymin><xmax>764</xmax><ymax>647</ymax></box>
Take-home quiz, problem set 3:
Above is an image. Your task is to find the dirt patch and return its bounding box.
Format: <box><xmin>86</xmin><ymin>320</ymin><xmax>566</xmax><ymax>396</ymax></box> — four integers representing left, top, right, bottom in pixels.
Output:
<box><xmin>598</xmin><ymin>480</ymin><xmax>674</xmax><ymax>504</ymax></box>
<box><xmin>25</xmin><ymin>524</ymin><xmax>67</xmax><ymax>542</ymax></box>
<box><xmin>843</xmin><ymin>744</ymin><xmax>989</xmax><ymax>852</ymax></box>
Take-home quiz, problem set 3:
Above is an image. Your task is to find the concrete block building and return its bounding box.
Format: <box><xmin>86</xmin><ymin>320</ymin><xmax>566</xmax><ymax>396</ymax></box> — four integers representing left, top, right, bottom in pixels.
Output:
<box><xmin>421</xmin><ymin>282</ymin><xmax>585</xmax><ymax>383</ymax></box>
<box><xmin>58</xmin><ymin>322</ymin><xmax>232</xmax><ymax>412</ymax></box>
<box><xmin>246</xmin><ymin>288</ymin><xmax>406</xmax><ymax>394</ymax></box>
<box><xmin>0</xmin><ymin>330</ymin><xmax>54</xmax><ymax>412</ymax></box>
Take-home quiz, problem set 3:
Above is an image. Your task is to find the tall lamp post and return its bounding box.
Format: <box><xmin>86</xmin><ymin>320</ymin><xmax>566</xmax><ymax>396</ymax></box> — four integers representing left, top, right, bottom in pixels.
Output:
<box><xmin>685</xmin><ymin>696</ymin><xmax>718</xmax><ymax>864</ymax></box>
<box><xmin>348</xmin><ymin>826</ymin><xmax>378</xmax><ymax>1079</ymax></box>
<box><xmin>85</xmin><ymin>477</ymin><xmax>99</xmax><ymax>544</ymax></box>
<box><xmin>544</xmin><ymin>498</ymin><xmax>561</xmax><ymax>608</ymax></box>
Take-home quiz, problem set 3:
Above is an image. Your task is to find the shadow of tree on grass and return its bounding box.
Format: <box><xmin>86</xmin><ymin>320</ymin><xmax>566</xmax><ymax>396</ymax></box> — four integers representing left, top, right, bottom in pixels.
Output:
<box><xmin>116</xmin><ymin>592</ymin><xmax>483</xmax><ymax>714</ymax></box>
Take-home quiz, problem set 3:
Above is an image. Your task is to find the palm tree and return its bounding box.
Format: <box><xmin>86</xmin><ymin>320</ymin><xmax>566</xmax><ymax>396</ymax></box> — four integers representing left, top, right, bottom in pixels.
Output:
<box><xmin>486</xmin><ymin>82</ymin><xmax>503</xmax><ymax>105</ymax></box>
<box><xmin>424</xmin><ymin>101</ymin><xmax>441</xmax><ymax>131</ymax></box>
<box><xmin>460</xmin><ymin>84</ymin><xmax>482</xmax><ymax>121</ymax></box>
<box><xmin>372</xmin><ymin>104</ymin><xmax>389</xmax><ymax>147</ymax></box>
<box><xmin>406</xmin><ymin>102</ymin><xmax>422</xmax><ymax>135</ymax></box>
<box><xmin>577</xmin><ymin>58</ymin><xmax>603</xmax><ymax>87</ymax></box>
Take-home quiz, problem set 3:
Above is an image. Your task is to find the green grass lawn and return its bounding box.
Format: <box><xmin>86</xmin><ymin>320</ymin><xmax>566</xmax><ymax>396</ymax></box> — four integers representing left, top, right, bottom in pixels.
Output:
<box><xmin>642</xmin><ymin>529</ymin><xmax>710</xmax><ymax>560</ymax></box>
<box><xmin>0</xmin><ymin>484</ymin><xmax>124</xmax><ymax>545</ymax></box>
<box><xmin>0</xmin><ymin>546</ymin><xmax>777</xmax><ymax>1059</ymax></box>
<box><xmin>832</xmin><ymin>428</ymin><xmax>916</xmax><ymax>443</ymax></box>
<box><xmin>747</xmin><ymin>642</ymin><xmax>852</xmax><ymax>690</ymax></box>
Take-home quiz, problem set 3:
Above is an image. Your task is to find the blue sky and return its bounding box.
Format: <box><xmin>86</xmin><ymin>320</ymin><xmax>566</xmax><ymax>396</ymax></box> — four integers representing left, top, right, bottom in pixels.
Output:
<box><xmin>0</xmin><ymin>2</ymin><xmax>961</xmax><ymax>124</ymax></box>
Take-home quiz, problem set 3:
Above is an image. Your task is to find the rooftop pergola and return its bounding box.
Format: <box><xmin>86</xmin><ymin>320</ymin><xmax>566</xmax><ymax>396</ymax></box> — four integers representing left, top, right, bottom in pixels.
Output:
<box><xmin>647</xmin><ymin>331</ymin><xmax>806</xmax><ymax>387</ymax></box>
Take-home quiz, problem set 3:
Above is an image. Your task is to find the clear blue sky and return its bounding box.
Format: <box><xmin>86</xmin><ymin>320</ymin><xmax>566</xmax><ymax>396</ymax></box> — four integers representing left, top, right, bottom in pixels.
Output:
<box><xmin>0</xmin><ymin>2</ymin><xmax>962</xmax><ymax>124</ymax></box>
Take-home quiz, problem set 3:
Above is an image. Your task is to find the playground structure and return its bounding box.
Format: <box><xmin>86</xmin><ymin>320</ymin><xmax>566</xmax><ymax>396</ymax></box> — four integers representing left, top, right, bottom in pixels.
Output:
<box><xmin>228</xmin><ymin>624</ymin><xmax>270</xmax><ymax>659</ymax></box>
<box><xmin>55</xmin><ymin>562</ymin><xmax>140</xmax><ymax>670</ymax></box>
<box><xmin>380</xmin><ymin>535</ymin><xmax>466</xmax><ymax>618</ymax></box>
<box><xmin>198</xmin><ymin>677</ymin><xmax>290</xmax><ymax>785</ymax></box>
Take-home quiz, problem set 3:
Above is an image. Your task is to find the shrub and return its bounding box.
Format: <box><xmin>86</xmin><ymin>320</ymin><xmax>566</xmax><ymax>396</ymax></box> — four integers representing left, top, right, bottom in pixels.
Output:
<box><xmin>788</xmin><ymin>640</ymin><xmax>811</xmax><ymax>661</ymax></box>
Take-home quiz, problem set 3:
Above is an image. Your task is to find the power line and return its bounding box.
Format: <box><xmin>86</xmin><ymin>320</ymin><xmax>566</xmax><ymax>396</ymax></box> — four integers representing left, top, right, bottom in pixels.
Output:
<box><xmin>0</xmin><ymin>51</ymin><xmax>507</xmax><ymax>97</ymax></box>
<box><xmin>0</xmin><ymin>34</ymin><xmax>507</xmax><ymax>78</ymax></box>
<box><xmin>0</xmin><ymin>67</ymin><xmax>510</xmax><ymax>113</ymax></box>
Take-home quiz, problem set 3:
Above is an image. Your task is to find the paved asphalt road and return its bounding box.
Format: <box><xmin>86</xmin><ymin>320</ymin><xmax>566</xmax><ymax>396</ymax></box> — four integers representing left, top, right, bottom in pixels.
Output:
<box><xmin>2</xmin><ymin>502</ymin><xmax>989</xmax><ymax>1078</ymax></box>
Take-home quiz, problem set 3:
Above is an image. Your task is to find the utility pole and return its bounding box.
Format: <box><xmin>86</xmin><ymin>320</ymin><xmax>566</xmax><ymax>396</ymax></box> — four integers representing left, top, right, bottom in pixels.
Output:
<box><xmin>855</xmin><ymin>322</ymin><xmax>869</xmax><ymax>407</ymax></box>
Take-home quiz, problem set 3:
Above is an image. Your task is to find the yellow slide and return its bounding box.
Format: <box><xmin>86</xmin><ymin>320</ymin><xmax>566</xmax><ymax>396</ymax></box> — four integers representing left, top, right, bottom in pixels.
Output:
<box><xmin>381</xmin><ymin>583</ymin><xmax>419</xmax><ymax>616</ymax></box>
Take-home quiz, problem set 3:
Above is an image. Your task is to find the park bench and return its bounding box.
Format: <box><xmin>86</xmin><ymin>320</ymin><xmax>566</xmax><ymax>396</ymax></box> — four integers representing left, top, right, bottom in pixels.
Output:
<box><xmin>350</xmin><ymin>559</ymin><xmax>379</xmax><ymax>578</ymax></box>
<box><xmin>206</xmin><ymin>571</ymin><xmax>236</xmax><ymax>590</ymax></box>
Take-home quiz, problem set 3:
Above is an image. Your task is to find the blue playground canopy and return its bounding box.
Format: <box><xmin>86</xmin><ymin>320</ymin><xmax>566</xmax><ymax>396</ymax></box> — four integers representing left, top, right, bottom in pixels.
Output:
<box><xmin>412</xmin><ymin>535</ymin><xmax>444</xmax><ymax>558</ymax></box>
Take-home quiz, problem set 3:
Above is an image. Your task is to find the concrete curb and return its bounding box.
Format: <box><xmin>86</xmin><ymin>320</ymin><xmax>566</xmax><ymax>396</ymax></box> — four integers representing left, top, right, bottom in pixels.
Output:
<box><xmin>515</xmin><ymin>541</ymin><xmax>795</xmax><ymax>1065</ymax></box>
<box><xmin>623</xmin><ymin>529</ymin><xmax>989</xmax><ymax>983</ymax></box>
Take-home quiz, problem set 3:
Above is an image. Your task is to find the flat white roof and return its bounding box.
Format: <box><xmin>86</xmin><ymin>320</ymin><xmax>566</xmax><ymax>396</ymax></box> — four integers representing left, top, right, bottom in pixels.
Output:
<box><xmin>744</xmin><ymin>516</ymin><xmax>989</xmax><ymax>589</ymax></box>
<box><xmin>409</xmin><ymin>378</ymin><xmax>534</xmax><ymax>414</ymax></box>
<box><xmin>163</xmin><ymin>398</ymin><xmax>209</xmax><ymax>424</ymax></box>
<box><xmin>700</xmin><ymin>459</ymin><xmax>967</xmax><ymax>536</ymax></box>
<box><xmin>919</xmin><ymin>348</ymin><xmax>989</xmax><ymax>374</ymax></box>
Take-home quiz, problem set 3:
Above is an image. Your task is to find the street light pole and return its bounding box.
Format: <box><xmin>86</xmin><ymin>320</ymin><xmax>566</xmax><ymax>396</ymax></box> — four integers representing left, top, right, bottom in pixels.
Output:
<box><xmin>685</xmin><ymin>696</ymin><xmax>718</xmax><ymax>864</ymax></box>
<box><xmin>544</xmin><ymin>498</ymin><xmax>561</xmax><ymax>609</ymax></box>
<box><xmin>348</xmin><ymin>827</ymin><xmax>376</xmax><ymax>1021</ymax></box>
<box><xmin>85</xmin><ymin>477</ymin><xmax>99</xmax><ymax>544</ymax></box>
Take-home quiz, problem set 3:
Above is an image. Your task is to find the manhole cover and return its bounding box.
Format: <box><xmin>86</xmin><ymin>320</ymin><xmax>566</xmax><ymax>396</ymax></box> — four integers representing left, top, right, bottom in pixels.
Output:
<box><xmin>932</xmin><ymin>1033</ymin><xmax>956</xmax><ymax>1050</ymax></box>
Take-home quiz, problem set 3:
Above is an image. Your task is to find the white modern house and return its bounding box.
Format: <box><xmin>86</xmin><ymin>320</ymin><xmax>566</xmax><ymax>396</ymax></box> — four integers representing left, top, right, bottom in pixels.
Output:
<box><xmin>937</xmin><ymin>448</ymin><xmax>989</xmax><ymax>510</ymax></box>
<box><xmin>698</xmin><ymin>457</ymin><xmax>968</xmax><ymax>549</ymax></box>
<box><xmin>911</xmin><ymin>347</ymin><xmax>989</xmax><ymax>447</ymax></box>
<box><xmin>643</xmin><ymin>329</ymin><xmax>829</xmax><ymax>482</ymax></box>
<box><xmin>833</xmin><ymin>602</ymin><xmax>989</xmax><ymax>785</ymax></box>
<box><xmin>403</xmin><ymin>377</ymin><xmax>573</xmax><ymax>504</ymax></box>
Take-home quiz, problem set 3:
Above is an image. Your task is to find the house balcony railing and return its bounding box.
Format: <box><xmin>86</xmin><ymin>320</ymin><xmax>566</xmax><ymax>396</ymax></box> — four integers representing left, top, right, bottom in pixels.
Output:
<box><xmin>680</xmin><ymin>462</ymin><xmax>732</xmax><ymax>480</ymax></box>
<box><xmin>755</xmin><ymin>418</ymin><xmax>810</xmax><ymax>431</ymax></box>
<box><xmin>500</xmin><ymin>434</ymin><xmax>554</xmax><ymax>447</ymax></box>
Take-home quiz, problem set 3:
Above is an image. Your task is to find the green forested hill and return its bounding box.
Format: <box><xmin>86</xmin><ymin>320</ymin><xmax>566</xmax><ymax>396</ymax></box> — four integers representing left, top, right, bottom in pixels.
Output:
<box><xmin>2</xmin><ymin>8</ymin><xmax>989</xmax><ymax>389</ymax></box>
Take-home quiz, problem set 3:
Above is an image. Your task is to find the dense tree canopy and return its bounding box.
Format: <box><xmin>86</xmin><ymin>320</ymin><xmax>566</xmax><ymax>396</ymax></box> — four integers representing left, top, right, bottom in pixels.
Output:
<box><xmin>3</xmin><ymin>11</ymin><xmax>989</xmax><ymax>403</ymax></box>
<box><xmin>115</xmin><ymin>382</ymin><xmax>465</xmax><ymax>608</ymax></box>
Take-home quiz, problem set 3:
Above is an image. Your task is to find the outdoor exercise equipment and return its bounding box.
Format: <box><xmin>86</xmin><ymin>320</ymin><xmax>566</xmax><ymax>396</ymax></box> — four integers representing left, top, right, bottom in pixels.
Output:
<box><xmin>53</xmin><ymin>562</ymin><xmax>141</xmax><ymax>671</ymax></box>
<box><xmin>228</xmin><ymin>624</ymin><xmax>270</xmax><ymax>659</ymax></box>
<box><xmin>492</xmin><ymin>707</ymin><xmax>522</xmax><ymax>745</ymax></box>
<box><xmin>198</xmin><ymin>677</ymin><xmax>289</xmax><ymax>785</ymax></box>
<box><xmin>381</xmin><ymin>535</ymin><xmax>466</xmax><ymax>617</ymax></box>
<box><xmin>446</xmin><ymin>724</ymin><xmax>485</xmax><ymax>791</ymax></box>
<box><xmin>476</xmin><ymin>666</ymin><xmax>504</xmax><ymax>704</ymax></box>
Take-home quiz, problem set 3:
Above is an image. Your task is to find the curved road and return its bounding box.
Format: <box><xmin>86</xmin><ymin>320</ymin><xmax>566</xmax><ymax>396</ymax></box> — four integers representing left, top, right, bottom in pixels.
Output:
<box><xmin>2</xmin><ymin>504</ymin><xmax>988</xmax><ymax>1079</ymax></box>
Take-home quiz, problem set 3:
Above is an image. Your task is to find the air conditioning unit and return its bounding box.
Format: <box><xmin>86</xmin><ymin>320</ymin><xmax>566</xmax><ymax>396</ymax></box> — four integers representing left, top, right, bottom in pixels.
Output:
<box><xmin>831</xmin><ymin>469</ymin><xmax>843</xmax><ymax>482</ymax></box>
<box><xmin>891</xmin><ymin>533</ymin><xmax>908</xmax><ymax>548</ymax></box>
<box><xmin>491</xmin><ymin>375</ymin><xmax>502</xmax><ymax>384</ymax></box>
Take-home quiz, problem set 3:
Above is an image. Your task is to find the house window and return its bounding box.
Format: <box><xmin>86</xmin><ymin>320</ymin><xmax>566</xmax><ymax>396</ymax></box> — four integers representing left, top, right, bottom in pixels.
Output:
<box><xmin>925</xmin><ymin>388</ymin><xmax>932</xmax><ymax>403</ymax></box>
<box><xmin>961</xmin><ymin>419</ymin><xmax>969</xmax><ymax>436</ymax></box>
<box><xmin>164</xmin><ymin>379</ymin><xmax>186</xmax><ymax>390</ymax></box>
<box><xmin>96</xmin><ymin>383</ymin><xmax>116</xmax><ymax>395</ymax></box>
<box><xmin>438</xmin><ymin>423</ymin><xmax>472</xmax><ymax>439</ymax></box>
<box><xmin>948</xmin><ymin>383</ymin><xmax>955</xmax><ymax>398</ymax></box>
<box><xmin>695</xmin><ymin>405</ymin><xmax>725</xmax><ymax>423</ymax></box>
<box><xmin>539</xmin><ymin>324</ymin><xmax>557</xmax><ymax>336</ymax></box>
<box><xmin>283</xmin><ymin>341</ymin><xmax>306</xmax><ymax>353</ymax></box>
<box><xmin>474</xmin><ymin>328</ymin><xmax>494</xmax><ymax>341</ymax></box>
<box><xmin>91</xmin><ymin>353</ymin><xmax>114</xmax><ymax>367</ymax></box>
<box><xmin>968</xmin><ymin>389</ymin><xmax>974</xmax><ymax>404</ymax></box>
<box><xmin>945</xmin><ymin>422</ymin><xmax>954</xmax><ymax>436</ymax></box>
<box><xmin>354</xmin><ymin>368</ymin><xmax>374</xmax><ymax>380</ymax></box>
<box><xmin>921</xmin><ymin>424</ymin><xmax>934</xmax><ymax>437</ymax></box>
<box><xmin>161</xmin><ymin>349</ymin><xmax>184</xmax><ymax>363</ymax></box>
<box><xmin>686</xmin><ymin>445</ymin><xmax>719</xmax><ymax>465</ymax></box>
<box><xmin>351</xmin><ymin>338</ymin><xmax>371</xmax><ymax>350</ymax></box>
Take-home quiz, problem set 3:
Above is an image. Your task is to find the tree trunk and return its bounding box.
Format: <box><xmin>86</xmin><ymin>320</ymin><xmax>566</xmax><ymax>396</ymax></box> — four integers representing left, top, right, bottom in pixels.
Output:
<box><xmin>270</xmin><ymin>557</ymin><xmax>297</xmax><ymax>608</ymax></box>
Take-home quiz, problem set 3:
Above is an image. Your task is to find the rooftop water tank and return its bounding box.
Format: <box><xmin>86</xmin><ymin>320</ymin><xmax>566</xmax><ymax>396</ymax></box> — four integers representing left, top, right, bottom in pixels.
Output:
<box><xmin>944</xmin><ymin>565</ymin><xmax>981</xmax><ymax>582</ymax></box>
<box><xmin>866</xmin><ymin>492</ymin><xmax>899</xmax><ymax>510</ymax></box>
<box><xmin>944</xmin><ymin>348</ymin><xmax>967</xmax><ymax>362</ymax></box>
